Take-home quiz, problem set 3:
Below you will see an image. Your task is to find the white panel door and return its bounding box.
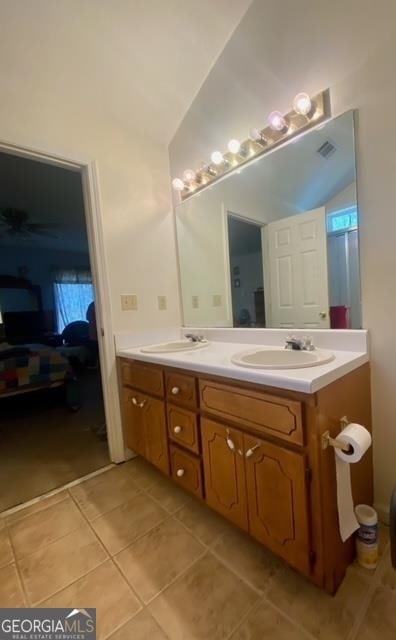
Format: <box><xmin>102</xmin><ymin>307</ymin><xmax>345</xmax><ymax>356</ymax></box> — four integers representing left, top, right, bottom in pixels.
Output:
<box><xmin>265</xmin><ymin>207</ymin><xmax>330</xmax><ymax>328</ymax></box>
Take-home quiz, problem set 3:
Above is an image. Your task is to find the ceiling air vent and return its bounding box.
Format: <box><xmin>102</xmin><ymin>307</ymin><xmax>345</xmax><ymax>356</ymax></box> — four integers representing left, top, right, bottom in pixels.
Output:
<box><xmin>316</xmin><ymin>140</ymin><xmax>336</xmax><ymax>159</ymax></box>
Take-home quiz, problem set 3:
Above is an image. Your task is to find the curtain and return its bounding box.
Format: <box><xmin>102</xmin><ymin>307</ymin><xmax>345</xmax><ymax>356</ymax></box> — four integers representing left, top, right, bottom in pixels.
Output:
<box><xmin>52</xmin><ymin>268</ymin><xmax>94</xmax><ymax>333</ymax></box>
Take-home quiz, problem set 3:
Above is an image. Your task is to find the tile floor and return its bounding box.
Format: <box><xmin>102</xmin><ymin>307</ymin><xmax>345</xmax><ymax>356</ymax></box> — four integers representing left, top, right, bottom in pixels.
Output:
<box><xmin>0</xmin><ymin>459</ymin><xmax>393</xmax><ymax>640</ymax></box>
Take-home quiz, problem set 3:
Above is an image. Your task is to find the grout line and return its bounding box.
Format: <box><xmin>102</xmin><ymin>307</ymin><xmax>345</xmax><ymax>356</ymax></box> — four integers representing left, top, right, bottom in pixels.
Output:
<box><xmin>256</xmin><ymin>596</ymin><xmax>317</xmax><ymax>640</ymax></box>
<box><xmin>0</xmin><ymin>463</ymin><xmax>115</xmax><ymax>520</ymax></box>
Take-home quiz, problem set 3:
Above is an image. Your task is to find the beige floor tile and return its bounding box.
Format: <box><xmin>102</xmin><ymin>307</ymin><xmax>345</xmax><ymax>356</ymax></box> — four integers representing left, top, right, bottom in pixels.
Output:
<box><xmin>19</xmin><ymin>524</ymin><xmax>108</xmax><ymax>604</ymax></box>
<box><xmin>0</xmin><ymin>517</ymin><xmax>6</xmax><ymax>530</ymax></box>
<box><xmin>126</xmin><ymin>457</ymin><xmax>163</xmax><ymax>490</ymax></box>
<box><xmin>108</xmin><ymin>610</ymin><xmax>168</xmax><ymax>640</ymax></box>
<box><xmin>230</xmin><ymin>599</ymin><xmax>311</xmax><ymax>640</ymax></box>
<box><xmin>149</xmin><ymin>552</ymin><xmax>259</xmax><ymax>640</ymax></box>
<box><xmin>146</xmin><ymin>476</ymin><xmax>189</xmax><ymax>514</ymax></box>
<box><xmin>0</xmin><ymin>528</ymin><xmax>14</xmax><ymax>567</ymax></box>
<box><xmin>9</xmin><ymin>496</ymin><xmax>86</xmax><ymax>559</ymax></box>
<box><xmin>92</xmin><ymin>493</ymin><xmax>168</xmax><ymax>555</ymax></box>
<box><xmin>358</xmin><ymin>586</ymin><xmax>396</xmax><ymax>640</ymax></box>
<box><xmin>0</xmin><ymin>564</ymin><xmax>26</xmax><ymax>606</ymax></box>
<box><xmin>70</xmin><ymin>466</ymin><xmax>140</xmax><ymax>520</ymax></box>
<box><xmin>41</xmin><ymin>560</ymin><xmax>141</xmax><ymax>639</ymax></box>
<box><xmin>212</xmin><ymin>526</ymin><xmax>281</xmax><ymax>593</ymax></box>
<box><xmin>379</xmin><ymin>550</ymin><xmax>396</xmax><ymax>592</ymax></box>
<box><xmin>176</xmin><ymin>497</ymin><xmax>233</xmax><ymax>546</ymax></box>
<box><xmin>266</xmin><ymin>565</ymin><xmax>367</xmax><ymax>640</ymax></box>
<box><xmin>6</xmin><ymin>491</ymin><xmax>69</xmax><ymax>525</ymax></box>
<box><xmin>115</xmin><ymin>518</ymin><xmax>204</xmax><ymax>603</ymax></box>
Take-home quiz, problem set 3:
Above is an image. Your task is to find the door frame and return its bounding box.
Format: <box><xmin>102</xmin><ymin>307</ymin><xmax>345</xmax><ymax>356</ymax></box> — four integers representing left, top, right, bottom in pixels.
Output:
<box><xmin>0</xmin><ymin>137</ymin><xmax>125</xmax><ymax>463</ymax></box>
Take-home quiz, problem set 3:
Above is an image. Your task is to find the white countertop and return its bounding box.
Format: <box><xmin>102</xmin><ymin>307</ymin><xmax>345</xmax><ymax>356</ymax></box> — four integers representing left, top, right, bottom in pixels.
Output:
<box><xmin>117</xmin><ymin>340</ymin><xmax>368</xmax><ymax>394</ymax></box>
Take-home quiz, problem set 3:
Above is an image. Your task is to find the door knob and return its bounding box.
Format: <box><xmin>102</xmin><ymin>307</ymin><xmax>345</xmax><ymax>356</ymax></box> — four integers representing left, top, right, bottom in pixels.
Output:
<box><xmin>173</xmin><ymin>425</ymin><xmax>182</xmax><ymax>434</ymax></box>
<box><xmin>171</xmin><ymin>386</ymin><xmax>180</xmax><ymax>395</ymax></box>
<box><xmin>319</xmin><ymin>311</ymin><xmax>327</xmax><ymax>319</ymax></box>
<box><xmin>245</xmin><ymin>444</ymin><xmax>260</xmax><ymax>458</ymax></box>
<box><xmin>131</xmin><ymin>397</ymin><xmax>146</xmax><ymax>408</ymax></box>
<box><xmin>176</xmin><ymin>468</ymin><xmax>185</xmax><ymax>477</ymax></box>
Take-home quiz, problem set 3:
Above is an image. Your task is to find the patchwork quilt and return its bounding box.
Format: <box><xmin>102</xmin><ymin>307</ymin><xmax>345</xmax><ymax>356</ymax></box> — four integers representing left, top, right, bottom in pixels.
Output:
<box><xmin>0</xmin><ymin>343</ymin><xmax>68</xmax><ymax>393</ymax></box>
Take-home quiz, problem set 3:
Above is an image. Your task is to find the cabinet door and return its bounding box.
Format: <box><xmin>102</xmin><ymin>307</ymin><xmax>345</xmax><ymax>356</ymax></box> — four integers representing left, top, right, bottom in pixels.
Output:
<box><xmin>121</xmin><ymin>388</ymin><xmax>146</xmax><ymax>457</ymax></box>
<box><xmin>244</xmin><ymin>434</ymin><xmax>311</xmax><ymax>574</ymax></box>
<box><xmin>144</xmin><ymin>396</ymin><xmax>169</xmax><ymax>475</ymax></box>
<box><xmin>201</xmin><ymin>419</ymin><xmax>248</xmax><ymax>530</ymax></box>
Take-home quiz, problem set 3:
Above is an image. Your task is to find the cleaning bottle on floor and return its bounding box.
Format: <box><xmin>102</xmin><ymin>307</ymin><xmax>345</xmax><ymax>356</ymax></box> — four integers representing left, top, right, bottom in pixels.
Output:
<box><xmin>354</xmin><ymin>504</ymin><xmax>378</xmax><ymax>570</ymax></box>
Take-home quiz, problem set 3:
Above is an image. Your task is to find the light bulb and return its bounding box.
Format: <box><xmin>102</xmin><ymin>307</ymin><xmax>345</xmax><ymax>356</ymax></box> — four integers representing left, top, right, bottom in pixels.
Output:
<box><xmin>293</xmin><ymin>92</ymin><xmax>312</xmax><ymax>116</ymax></box>
<box><xmin>182</xmin><ymin>169</ymin><xmax>196</xmax><ymax>183</ymax></box>
<box><xmin>211</xmin><ymin>151</ymin><xmax>224</xmax><ymax>165</ymax></box>
<box><xmin>268</xmin><ymin>111</ymin><xmax>287</xmax><ymax>132</ymax></box>
<box><xmin>227</xmin><ymin>139</ymin><xmax>241</xmax><ymax>154</ymax></box>
<box><xmin>172</xmin><ymin>178</ymin><xmax>184</xmax><ymax>191</ymax></box>
<box><xmin>249</xmin><ymin>128</ymin><xmax>262</xmax><ymax>141</ymax></box>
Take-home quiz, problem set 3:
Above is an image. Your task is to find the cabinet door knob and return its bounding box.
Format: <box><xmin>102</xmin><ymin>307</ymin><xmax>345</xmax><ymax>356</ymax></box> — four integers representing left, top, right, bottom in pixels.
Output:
<box><xmin>245</xmin><ymin>444</ymin><xmax>260</xmax><ymax>458</ymax></box>
<box><xmin>225</xmin><ymin>429</ymin><xmax>243</xmax><ymax>456</ymax></box>
<box><xmin>176</xmin><ymin>468</ymin><xmax>185</xmax><ymax>477</ymax></box>
<box><xmin>173</xmin><ymin>425</ymin><xmax>182</xmax><ymax>434</ymax></box>
<box><xmin>171</xmin><ymin>386</ymin><xmax>180</xmax><ymax>395</ymax></box>
<box><xmin>131</xmin><ymin>397</ymin><xmax>146</xmax><ymax>408</ymax></box>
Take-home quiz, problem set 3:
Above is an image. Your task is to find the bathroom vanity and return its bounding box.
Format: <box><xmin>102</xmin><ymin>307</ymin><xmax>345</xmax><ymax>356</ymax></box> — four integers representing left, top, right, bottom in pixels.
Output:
<box><xmin>117</xmin><ymin>334</ymin><xmax>373</xmax><ymax>594</ymax></box>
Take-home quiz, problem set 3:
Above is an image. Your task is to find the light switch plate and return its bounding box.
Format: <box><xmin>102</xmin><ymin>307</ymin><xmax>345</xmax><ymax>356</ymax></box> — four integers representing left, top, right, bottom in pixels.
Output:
<box><xmin>121</xmin><ymin>294</ymin><xmax>138</xmax><ymax>311</ymax></box>
<box><xmin>158</xmin><ymin>296</ymin><xmax>167</xmax><ymax>311</ymax></box>
<box><xmin>213</xmin><ymin>294</ymin><xmax>222</xmax><ymax>307</ymax></box>
<box><xmin>192</xmin><ymin>295</ymin><xmax>199</xmax><ymax>309</ymax></box>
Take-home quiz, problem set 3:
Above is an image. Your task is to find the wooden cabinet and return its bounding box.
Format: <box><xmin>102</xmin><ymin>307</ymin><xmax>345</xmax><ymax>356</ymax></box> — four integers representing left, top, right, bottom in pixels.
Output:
<box><xmin>244</xmin><ymin>434</ymin><xmax>310</xmax><ymax>574</ymax></box>
<box><xmin>121</xmin><ymin>387</ymin><xmax>169</xmax><ymax>474</ymax></box>
<box><xmin>118</xmin><ymin>356</ymin><xmax>373</xmax><ymax>594</ymax></box>
<box><xmin>201</xmin><ymin>419</ymin><xmax>248</xmax><ymax>530</ymax></box>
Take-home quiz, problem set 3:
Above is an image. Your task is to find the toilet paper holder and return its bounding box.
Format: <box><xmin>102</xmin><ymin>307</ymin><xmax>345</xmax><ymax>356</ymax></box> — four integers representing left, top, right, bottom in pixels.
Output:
<box><xmin>322</xmin><ymin>416</ymin><xmax>352</xmax><ymax>452</ymax></box>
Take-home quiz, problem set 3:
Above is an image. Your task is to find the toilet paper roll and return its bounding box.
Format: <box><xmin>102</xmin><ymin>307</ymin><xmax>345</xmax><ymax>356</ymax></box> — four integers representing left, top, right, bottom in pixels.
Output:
<box><xmin>334</xmin><ymin>423</ymin><xmax>372</xmax><ymax>542</ymax></box>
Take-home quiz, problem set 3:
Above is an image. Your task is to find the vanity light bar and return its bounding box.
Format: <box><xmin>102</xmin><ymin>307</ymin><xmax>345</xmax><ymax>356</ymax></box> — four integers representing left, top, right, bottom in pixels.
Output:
<box><xmin>172</xmin><ymin>89</ymin><xmax>330</xmax><ymax>200</ymax></box>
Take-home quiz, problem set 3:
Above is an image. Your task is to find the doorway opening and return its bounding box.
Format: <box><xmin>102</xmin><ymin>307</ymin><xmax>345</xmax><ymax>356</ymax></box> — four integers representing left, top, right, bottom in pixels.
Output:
<box><xmin>0</xmin><ymin>151</ymin><xmax>111</xmax><ymax>510</ymax></box>
<box><xmin>227</xmin><ymin>214</ymin><xmax>266</xmax><ymax>327</ymax></box>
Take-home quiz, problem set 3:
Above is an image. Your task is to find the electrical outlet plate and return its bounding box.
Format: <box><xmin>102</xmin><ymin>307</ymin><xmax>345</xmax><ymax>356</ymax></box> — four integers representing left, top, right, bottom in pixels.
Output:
<box><xmin>158</xmin><ymin>296</ymin><xmax>167</xmax><ymax>311</ymax></box>
<box><xmin>192</xmin><ymin>295</ymin><xmax>199</xmax><ymax>309</ymax></box>
<box><xmin>121</xmin><ymin>294</ymin><xmax>138</xmax><ymax>311</ymax></box>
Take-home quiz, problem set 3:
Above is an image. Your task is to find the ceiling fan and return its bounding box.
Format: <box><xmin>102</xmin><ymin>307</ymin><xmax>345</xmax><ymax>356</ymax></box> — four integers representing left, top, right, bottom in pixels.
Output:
<box><xmin>0</xmin><ymin>208</ymin><xmax>59</xmax><ymax>238</ymax></box>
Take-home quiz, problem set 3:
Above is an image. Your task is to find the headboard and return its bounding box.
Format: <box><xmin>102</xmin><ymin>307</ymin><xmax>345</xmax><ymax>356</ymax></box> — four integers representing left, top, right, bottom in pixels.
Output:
<box><xmin>0</xmin><ymin>275</ymin><xmax>44</xmax><ymax>343</ymax></box>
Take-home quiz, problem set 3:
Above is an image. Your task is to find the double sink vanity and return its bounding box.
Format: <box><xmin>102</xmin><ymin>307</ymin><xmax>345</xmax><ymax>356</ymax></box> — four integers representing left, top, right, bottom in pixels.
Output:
<box><xmin>117</xmin><ymin>328</ymin><xmax>373</xmax><ymax>594</ymax></box>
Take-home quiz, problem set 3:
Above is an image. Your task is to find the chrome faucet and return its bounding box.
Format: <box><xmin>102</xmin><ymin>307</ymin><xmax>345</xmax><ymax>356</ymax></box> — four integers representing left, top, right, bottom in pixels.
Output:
<box><xmin>185</xmin><ymin>333</ymin><xmax>206</xmax><ymax>343</ymax></box>
<box><xmin>285</xmin><ymin>336</ymin><xmax>315</xmax><ymax>351</ymax></box>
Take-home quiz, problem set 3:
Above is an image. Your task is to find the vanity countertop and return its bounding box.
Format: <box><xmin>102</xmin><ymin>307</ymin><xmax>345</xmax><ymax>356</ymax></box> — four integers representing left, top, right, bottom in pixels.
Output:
<box><xmin>117</xmin><ymin>340</ymin><xmax>368</xmax><ymax>394</ymax></box>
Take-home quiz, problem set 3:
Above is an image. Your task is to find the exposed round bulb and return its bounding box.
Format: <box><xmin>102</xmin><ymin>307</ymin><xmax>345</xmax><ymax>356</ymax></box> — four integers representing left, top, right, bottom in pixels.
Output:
<box><xmin>172</xmin><ymin>178</ymin><xmax>184</xmax><ymax>191</ymax></box>
<box><xmin>268</xmin><ymin>111</ymin><xmax>287</xmax><ymax>132</ymax></box>
<box><xmin>227</xmin><ymin>139</ymin><xmax>241</xmax><ymax>154</ymax></box>
<box><xmin>182</xmin><ymin>169</ymin><xmax>196</xmax><ymax>183</ymax></box>
<box><xmin>211</xmin><ymin>151</ymin><xmax>224</xmax><ymax>165</ymax></box>
<box><xmin>293</xmin><ymin>92</ymin><xmax>312</xmax><ymax>116</ymax></box>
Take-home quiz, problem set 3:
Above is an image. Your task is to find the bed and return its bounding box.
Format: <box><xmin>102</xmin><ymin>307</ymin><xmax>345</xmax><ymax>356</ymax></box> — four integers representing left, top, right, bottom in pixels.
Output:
<box><xmin>0</xmin><ymin>342</ymin><xmax>69</xmax><ymax>397</ymax></box>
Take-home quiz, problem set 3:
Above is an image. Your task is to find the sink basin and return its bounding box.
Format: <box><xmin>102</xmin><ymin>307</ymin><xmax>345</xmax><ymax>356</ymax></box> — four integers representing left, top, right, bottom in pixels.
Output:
<box><xmin>231</xmin><ymin>348</ymin><xmax>334</xmax><ymax>369</ymax></box>
<box><xmin>140</xmin><ymin>340</ymin><xmax>210</xmax><ymax>354</ymax></box>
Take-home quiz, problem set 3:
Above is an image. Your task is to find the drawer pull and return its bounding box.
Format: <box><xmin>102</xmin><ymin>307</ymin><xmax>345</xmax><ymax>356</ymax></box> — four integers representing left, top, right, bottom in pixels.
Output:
<box><xmin>171</xmin><ymin>386</ymin><xmax>180</xmax><ymax>395</ymax></box>
<box><xmin>245</xmin><ymin>444</ymin><xmax>261</xmax><ymax>458</ymax></box>
<box><xmin>131</xmin><ymin>397</ymin><xmax>146</xmax><ymax>408</ymax></box>
<box><xmin>176</xmin><ymin>468</ymin><xmax>185</xmax><ymax>477</ymax></box>
<box><xmin>173</xmin><ymin>425</ymin><xmax>182</xmax><ymax>434</ymax></box>
<box><xmin>226</xmin><ymin>429</ymin><xmax>243</xmax><ymax>456</ymax></box>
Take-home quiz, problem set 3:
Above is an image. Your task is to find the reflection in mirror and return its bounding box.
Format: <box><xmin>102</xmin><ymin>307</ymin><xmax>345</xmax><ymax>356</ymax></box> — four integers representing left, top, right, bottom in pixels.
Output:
<box><xmin>176</xmin><ymin>111</ymin><xmax>361</xmax><ymax>329</ymax></box>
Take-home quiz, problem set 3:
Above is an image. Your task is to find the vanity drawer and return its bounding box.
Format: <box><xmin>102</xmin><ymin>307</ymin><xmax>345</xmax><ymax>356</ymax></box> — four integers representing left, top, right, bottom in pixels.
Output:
<box><xmin>167</xmin><ymin>405</ymin><xmax>200</xmax><ymax>454</ymax></box>
<box><xmin>199</xmin><ymin>379</ymin><xmax>304</xmax><ymax>446</ymax></box>
<box><xmin>169</xmin><ymin>445</ymin><xmax>203</xmax><ymax>499</ymax></box>
<box><xmin>120</xmin><ymin>359</ymin><xmax>164</xmax><ymax>397</ymax></box>
<box><xmin>165</xmin><ymin>371</ymin><xmax>197</xmax><ymax>408</ymax></box>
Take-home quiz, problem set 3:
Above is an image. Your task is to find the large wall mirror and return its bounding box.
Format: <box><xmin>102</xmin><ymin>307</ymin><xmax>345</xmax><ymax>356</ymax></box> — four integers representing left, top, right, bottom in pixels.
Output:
<box><xmin>175</xmin><ymin>111</ymin><xmax>361</xmax><ymax>330</ymax></box>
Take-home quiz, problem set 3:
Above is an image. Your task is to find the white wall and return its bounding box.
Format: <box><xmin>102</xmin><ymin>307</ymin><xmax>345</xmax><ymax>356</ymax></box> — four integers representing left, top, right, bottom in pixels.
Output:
<box><xmin>169</xmin><ymin>0</ymin><xmax>396</xmax><ymax>514</ymax></box>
